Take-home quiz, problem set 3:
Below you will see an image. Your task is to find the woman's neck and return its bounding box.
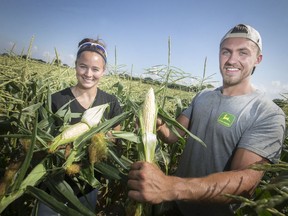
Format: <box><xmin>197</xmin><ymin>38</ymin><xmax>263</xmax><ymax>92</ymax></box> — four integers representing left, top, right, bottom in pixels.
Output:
<box><xmin>71</xmin><ymin>85</ymin><xmax>98</xmax><ymax>109</ymax></box>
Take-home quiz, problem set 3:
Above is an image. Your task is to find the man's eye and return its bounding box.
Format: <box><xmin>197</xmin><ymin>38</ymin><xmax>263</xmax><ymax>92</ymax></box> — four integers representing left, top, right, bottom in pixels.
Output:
<box><xmin>240</xmin><ymin>51</ymin><xmax>248</xmax><ymax>56</ymax></box>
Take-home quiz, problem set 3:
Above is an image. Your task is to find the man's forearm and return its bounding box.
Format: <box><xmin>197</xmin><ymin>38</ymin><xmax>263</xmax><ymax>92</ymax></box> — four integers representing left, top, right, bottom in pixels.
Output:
<box><xmin>170</xmin><ymin>169</ymin><xmax>264</xmax><ymax>204</ymax></box>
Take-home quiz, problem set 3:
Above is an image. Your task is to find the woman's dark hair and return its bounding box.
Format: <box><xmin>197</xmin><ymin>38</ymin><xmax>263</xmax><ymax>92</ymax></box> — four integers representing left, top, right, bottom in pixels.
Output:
<box><xmin>76</xmin><ymin>38</ymin><xmax>107</xmax><ymax>64</ymax></box>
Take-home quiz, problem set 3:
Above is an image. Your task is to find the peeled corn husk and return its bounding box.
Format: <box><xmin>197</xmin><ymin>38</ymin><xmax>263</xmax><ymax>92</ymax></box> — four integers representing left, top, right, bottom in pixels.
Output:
<box><xmin>48</xmin><ymin>103</ymin><xmax>109</xmax><ymax>153</ymax></box>
<box><xmin>139</xmin><ymin>88</ymin><xmax>158</xmax><ymax>163</ymax></box>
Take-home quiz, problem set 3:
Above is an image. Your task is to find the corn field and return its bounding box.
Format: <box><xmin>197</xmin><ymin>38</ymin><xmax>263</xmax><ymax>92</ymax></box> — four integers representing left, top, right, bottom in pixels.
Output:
<box><xmin>0</xmin><ymin>49</ymin><xmax>287</xmax><ymax>216</ymax></box>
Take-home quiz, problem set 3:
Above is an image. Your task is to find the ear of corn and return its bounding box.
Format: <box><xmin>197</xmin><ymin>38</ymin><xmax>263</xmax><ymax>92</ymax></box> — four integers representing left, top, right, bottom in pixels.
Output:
<box><xmin>48</xmin><ymin>103</ymin><xmax>109</xmax><ymax>153</ymax></box>
<box><xmin>81</xmin><ymin>104</ymin><xmax>109</xmax><ymax>127</ymax></box>
<box><xmin>132</xmin><ymin>88</ymin><xmax>158</xmax><ymax>215</ymax></box>
<box><xmin>139</xmin><ymin>88</ymin><xmax>158</xmax><ymax>163</ymax></box>
<box><xmin>63</xmin><ymin>110</ymin><xmax>131</xmax><ymax>171</ymax></box>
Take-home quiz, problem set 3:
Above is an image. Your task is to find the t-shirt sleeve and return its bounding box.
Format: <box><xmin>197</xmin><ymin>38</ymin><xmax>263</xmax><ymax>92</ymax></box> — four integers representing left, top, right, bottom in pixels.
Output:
<box><xmin>238</xmin><ymin>111</ymin><xmax>285</xmax><ymax>163</ymax></box>
<box><xmin>94</xmin><ymin>89</ymin><xmax>122</xmax><ymax>120</ymax></box>
<box><xmin>108</xmin><ymin>97</ymin><xmax>122</xmax><ymax>118</ymax></box>
<box><xmin>181</xmin><ymin>91</ymin><xmax>202</xmax><ymax>119</ymax></box>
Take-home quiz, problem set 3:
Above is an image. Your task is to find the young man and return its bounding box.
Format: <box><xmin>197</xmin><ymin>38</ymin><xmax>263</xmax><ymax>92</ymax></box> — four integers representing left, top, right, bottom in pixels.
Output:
<box><xmin>127</xmin><ymin>24</ymin><xmax>286</xmax><ymax>216</ymax></box>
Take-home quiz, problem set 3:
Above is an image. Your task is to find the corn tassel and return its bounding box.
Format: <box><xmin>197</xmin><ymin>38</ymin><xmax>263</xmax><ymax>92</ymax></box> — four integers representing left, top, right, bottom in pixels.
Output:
<box><xmin>48</xmin><ymin>103</ymin><xmax>109</xmax><ymax>153</ymax></box>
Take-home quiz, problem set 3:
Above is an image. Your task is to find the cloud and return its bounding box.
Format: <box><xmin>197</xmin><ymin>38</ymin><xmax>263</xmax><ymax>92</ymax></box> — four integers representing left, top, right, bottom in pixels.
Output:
<box><xmin>255</xmin><ymin>80</ymin><xmax>288</xmax><ymax>100</ymax></box>
<box><xmin>68</xmin><ymin>54</ymin><xmax>75</xmax><ymax>64</ymax></box>
<box><xmin>42</xmin><ymin>51</ymin><xmax>52</xmax><ymax>62</ymax></box>
<box><xmin>60</xmin><ymin>53</ymin><xmax>75</xmax><ymax>66</ymax></box>
<box><xmin>8</xmin><ymin>41</ymin><xmax>15</xmax><ymax>47</ymax></box>
<box><xmin>33</xmin><ymin>45</ymin><xmax>38</xmax><ymax>52</ymax></box>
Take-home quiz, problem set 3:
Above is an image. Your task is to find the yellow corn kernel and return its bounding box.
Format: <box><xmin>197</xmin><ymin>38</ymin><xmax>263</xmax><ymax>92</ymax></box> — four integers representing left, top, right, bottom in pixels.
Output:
<box><xmin>139</xmin><ymin>88</ymin><xmax>158</xmax><ymax>163</ymax></box>
<box><xmin>142</xmin><ymin>88</ymin><xmax>156</xmax><ymax>134</ymax></box>
<box><xmin>48</xmin><ymin>122</ymin><xmax>89</xmax><ymax>153</ymax></box>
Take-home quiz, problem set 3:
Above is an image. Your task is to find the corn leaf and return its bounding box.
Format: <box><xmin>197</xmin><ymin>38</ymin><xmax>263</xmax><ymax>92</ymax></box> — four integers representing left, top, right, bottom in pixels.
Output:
<box><xmin>158</xmin><ymin>107</ymin><xmax>206</xmax><ymax>147</ymax></box>
<box><xmin>108</xmin><ymin>149</ymin><xmax>131</xmax><ymax>170</ymax></box>
<box><xmin>74</xmin><ymin>111</ymin><xmax>132</xmax><ymax>149</ymax></box>
<box><xmin>94</xmin><ymin>162</ymin><xmax>124</xmax><ymax>180</ymax></box>
<box><xmin>111</xmin><ymin>130</ymin><xmax>140</xmax><ymax>143</ymax></box>
<box><xmin>64</xmin><ymin>111</ymin><xmax>132</xmax><ymax>168</ymax></box>
<box><xmin>0</xmin><ymin>161</ymin><xmax>47</xmax><ymax>213</ymax></box>
<box><xmin>12</xmin><ymin>113</ymin><xmax>38</xmax><ymax>191</ymax></box>
<box><xmin>22</xmin><ymin>102</ymin><xmax>43</xmax><ymax>113</ymax></box>
<box><xmin>78</xmin><ymin>167</ymin><xmax>101</xmax><ymax>188</ymax></box>
<box><xmin>42</xmin><ymin>178</ymin><xmax>96</xmax><ymax>215</ymax></box>
<box><xmin>27</xmin><ymin>186</ymin><xmax>88</xmax><ymax>216</ymax></box>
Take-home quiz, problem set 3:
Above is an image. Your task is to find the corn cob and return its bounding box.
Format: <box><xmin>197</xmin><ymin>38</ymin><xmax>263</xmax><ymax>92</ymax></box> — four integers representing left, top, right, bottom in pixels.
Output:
<box><xmin>132</xmin><ymin>88</ymin><xmax>157</xmax><ymax>215</ymax></box>
<box><xmin>139</xmin><ymin>88</ymin><xmax>157</xmax><ymax>163</ymax></box>
<box><xmin>48</xmin><ymin>103</ymin><xmax>109</xmax><ymax>153</ymax></box>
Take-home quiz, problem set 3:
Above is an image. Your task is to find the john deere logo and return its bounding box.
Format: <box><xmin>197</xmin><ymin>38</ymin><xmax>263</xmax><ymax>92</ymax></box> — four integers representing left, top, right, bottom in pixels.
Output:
<box><xmin>218</xmin><ymin>112</ymin><xmax>236</xmax><ymax>127</ymax></box>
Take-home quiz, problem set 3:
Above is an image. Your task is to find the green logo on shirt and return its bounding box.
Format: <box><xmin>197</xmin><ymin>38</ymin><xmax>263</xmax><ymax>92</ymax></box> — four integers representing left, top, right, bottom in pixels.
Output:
<box><xmin>218</xmin><ymin>112</ymin><xmax>236</xmax><ymax>127</ymax></box>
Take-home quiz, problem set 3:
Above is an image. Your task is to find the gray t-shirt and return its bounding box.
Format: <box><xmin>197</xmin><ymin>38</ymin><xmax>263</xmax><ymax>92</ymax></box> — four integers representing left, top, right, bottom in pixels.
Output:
<box><xmin>176</xmin><ymin>87</ymin><xmax>286</xmax><ymax>216</ymax></box>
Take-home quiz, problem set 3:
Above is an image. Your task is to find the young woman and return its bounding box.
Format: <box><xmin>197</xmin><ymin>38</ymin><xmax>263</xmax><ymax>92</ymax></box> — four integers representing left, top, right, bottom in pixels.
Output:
<box><xmin>52</xmin><ymin>38</ymin><xmax>122</xmax><ymax>127</ymax></box>
<box><xmin>37</xmin><ymin>38</ymin><xmax>122</xmax><ymax>215</ymax></box>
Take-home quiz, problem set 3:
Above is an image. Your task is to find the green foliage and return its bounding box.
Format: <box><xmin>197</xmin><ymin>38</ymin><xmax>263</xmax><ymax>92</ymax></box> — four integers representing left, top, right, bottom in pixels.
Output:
<box><xmin>0</xmin><ymin>53</ymin><xmax>196</xmax><ymax>215</ymax></box>
<box><xmin>0</xmin><ymin>43</ymin><xmax>287</xmax><ymax>216</ymax></box>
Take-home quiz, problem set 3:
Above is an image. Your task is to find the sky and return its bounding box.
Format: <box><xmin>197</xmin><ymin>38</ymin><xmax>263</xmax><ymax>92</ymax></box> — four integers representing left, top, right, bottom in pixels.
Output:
<box><xmin>0</xmin><ymin>0</ymin><xmax>287</xmax><ymax>99</ymax></box>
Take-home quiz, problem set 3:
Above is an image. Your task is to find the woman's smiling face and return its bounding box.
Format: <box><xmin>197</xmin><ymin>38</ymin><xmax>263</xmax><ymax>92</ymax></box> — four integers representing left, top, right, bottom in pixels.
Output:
<box><xmin>75</xmin><ymin>51</ymin><xmax>106</xmax><ymax>89</ymax></box>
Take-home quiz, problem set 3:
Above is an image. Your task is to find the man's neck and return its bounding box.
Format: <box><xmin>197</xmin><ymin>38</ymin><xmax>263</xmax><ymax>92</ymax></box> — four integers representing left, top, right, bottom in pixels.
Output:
<box><xmin>221</xmin><ymin>84</ymin><xmax>255</xmax><ymax>96</ymax></box>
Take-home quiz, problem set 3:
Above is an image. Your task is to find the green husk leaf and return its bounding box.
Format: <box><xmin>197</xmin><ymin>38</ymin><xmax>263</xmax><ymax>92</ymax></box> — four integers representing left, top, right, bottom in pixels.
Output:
<box><xmin>27</xmin><ymin>186</ymin><xmax>90</xmax><ymax>216</ymax></box>
<box><xmin>63</xmin><ymin>111</ymin><xmax>132</xmax><ymax>169</ymax></box>
<box><xmin>111</xmin><ymin>130</ymin><xmax>140</xmax><ymax>143</ymax></box>
<box><xmin>94</xmin><ymin>162</ymin><xmax>123</xmax><ymax>180</ymax></box>
<box><xmin>12</xmin><ymin>114</ymin><xmax>38</xmax><ymax>191</ymax></box>
<box><xmin>0</xmin><ymin>161</ymin><xmax>47</xmax><ymax>213</ymax></box>
<box><xmin>158</xmin><ymin>107</ymin><xmax>206</xmax><ymax>147</ymax></box>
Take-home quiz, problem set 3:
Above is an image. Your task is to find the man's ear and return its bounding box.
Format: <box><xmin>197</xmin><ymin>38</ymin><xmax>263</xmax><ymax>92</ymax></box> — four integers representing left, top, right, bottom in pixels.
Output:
<box><xmin>256</xmin><ymin>54</ymin><xmax>263</xmax><ymax>65</ymax></box>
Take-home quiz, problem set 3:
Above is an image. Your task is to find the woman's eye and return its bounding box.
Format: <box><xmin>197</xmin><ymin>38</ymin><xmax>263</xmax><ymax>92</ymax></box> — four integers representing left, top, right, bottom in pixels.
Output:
<box><xmin>221</xmin><ymin>50</ymin><xmax>230</xmax><ymax>56</ymax></box>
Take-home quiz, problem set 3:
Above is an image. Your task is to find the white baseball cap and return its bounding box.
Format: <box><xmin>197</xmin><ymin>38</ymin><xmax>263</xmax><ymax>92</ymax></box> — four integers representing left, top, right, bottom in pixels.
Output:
<box><xmin>220</xmin><ymin>24</ymin><xmax>262</xmax><ymax>53</ymax></box>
